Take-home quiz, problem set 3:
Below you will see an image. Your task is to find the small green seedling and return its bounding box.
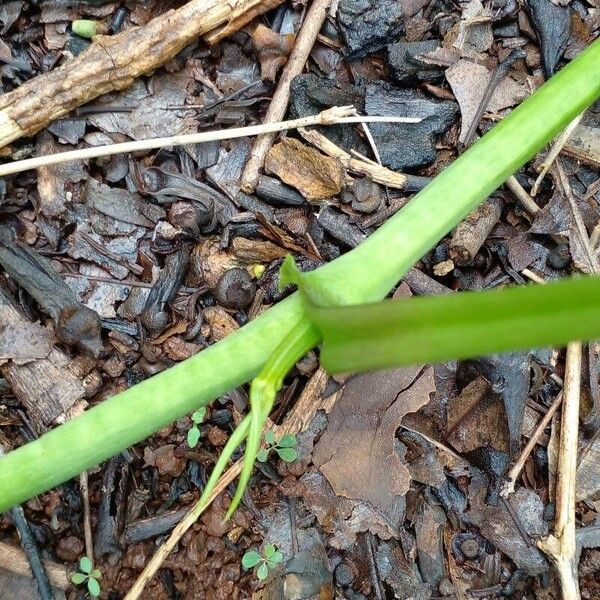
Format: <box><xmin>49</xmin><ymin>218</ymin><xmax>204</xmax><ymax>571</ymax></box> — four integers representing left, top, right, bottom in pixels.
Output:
<box><xmin>242</xmin><ymin>544</ymin><xmax>283</xmax><ymax>580</ymax></box>
<box><xmin>71</xmin><ymin>556</ymin><xmax>101</xmax><ymax>597</ymax></box>
<box><xmin>187</xmin><ymin>407</ymin><xmax>206</xmax><ymax>448</ymax></box>
<box><xmin>257</xmin><ymin>431</ymin><xmax>298</xmax><ymax>463</ymax></box>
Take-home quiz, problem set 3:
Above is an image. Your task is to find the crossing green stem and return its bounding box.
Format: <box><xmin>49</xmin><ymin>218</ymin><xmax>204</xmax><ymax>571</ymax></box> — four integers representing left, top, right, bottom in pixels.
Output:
<box><xmin>0</xmin><ymin>39</ymin><xmax>599</xmax><ymax>512</ymax></box>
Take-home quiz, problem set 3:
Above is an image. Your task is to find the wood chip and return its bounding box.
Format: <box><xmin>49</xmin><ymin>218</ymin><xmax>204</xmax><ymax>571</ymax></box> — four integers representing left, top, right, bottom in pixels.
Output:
<box><xmin>265</xmin><ymin>138</ymin><xmax>344</xmax><ymax>200</ymax></box>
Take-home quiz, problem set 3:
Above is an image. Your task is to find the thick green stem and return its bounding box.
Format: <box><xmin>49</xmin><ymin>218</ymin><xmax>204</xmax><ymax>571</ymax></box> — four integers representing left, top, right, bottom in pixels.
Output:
<box><xmin>0</xmin><ymin>39</ymin><xmax>599</xmax><ymax>512</ymax></box>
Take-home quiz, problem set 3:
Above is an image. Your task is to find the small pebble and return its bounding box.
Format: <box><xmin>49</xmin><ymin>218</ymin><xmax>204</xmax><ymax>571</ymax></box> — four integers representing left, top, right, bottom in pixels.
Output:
<box><xmin>211</xmin><ymin>408</ymin><xmax>232</xmax><ymax>427</ymax></box>
<box><xmin>438</xmin><ymin>578</ymin><xmax>456</xmax><ymax>596</ymax></box>
<box><xmin>208</xmin><ymin>425</ymin><xmax>228</xmax><ymax>447</ymax></box>
<box><xmin>547</xmin><ymin>243</ymin><xmax>570</xmax><ymax>269</ymax></box>
<box><xmin>334</xmin><ymin>562</ymin><xmax>356</xmax><ymax>587</ymax></box>
<box><xmin>56</xmin><ymin>535</ymin><xmax>84</xmax><ymax>562</ymax></box>
<box><xmin>460</xmin><ymin>537</ymin><xmax>481</xmax><ymax>559</ymax></box>
<box><xmin>214</xmin><ymin>268</ymin><xmax>256</xmax><ymax>310</ymax></box>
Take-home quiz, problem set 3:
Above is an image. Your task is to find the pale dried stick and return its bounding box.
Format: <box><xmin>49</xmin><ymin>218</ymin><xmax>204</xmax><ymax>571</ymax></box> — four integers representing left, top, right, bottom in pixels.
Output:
<box><xmin>79</xmin><ymin>471</ymin><xmax>94</xmax><ymax>565</ymax></box>
<box><xmin>589</xmin><ymin>220</ymin><xmax>600</xmax><ymax>250</ymax></box>
<box><xmin>125</xmin><ymin>369</ymin><xmax>329</xmax><ymax>600</ymax></box>
<box><xmin>506</xmin><ymin>175</ymin><xmax>541</xmax><ymax>215</ymax></box>
<box><xmin>557</xmin><ymin>161</ymin><xmax>600</xmax><ymax>273</ymax></box>
<box><xmin>531</xmin><ymin>114</ymin><xmax>584</xmax><ymax>197</ymax></box>
<box><xmin>0</xmin><ymin>540</ymin><xmax>70</xmax><ymax>590</ymax></box>
<box><xmin>299</xmin><ymin>127</ymin><xmax>417</xmax><ymax>189</ymax></box>
<box><xmin>538</xmin><ymin>342</ymin><xmax>582</xmax><ymax>600</ymax></box>
<box><xmin>240</xmin><ymin>0</ymin><xmax>333</xmax><ymax>193</ymax></box>
<box><xmin>0</xmin><ymin>107</ymin><xmax>420</xmax><ymax>177</ymax></box>
<box><xmin>502</xmin><ymin>392</ymin><xmax>563</xmax><ymax>498</ymax></box>
<box><xmin>521</xmin><ymin>268</ymin><xmax>546</xmax><ymax>284</ymax></box>
<box><xmin>68</xmin><ymin>402</ymin><xmax>94</xmax><ymax>566</ymax></box>
<box><xmin>0</xmin><ymin>0</ymin><xmax>286</xmax><ymax>149</ymax></box>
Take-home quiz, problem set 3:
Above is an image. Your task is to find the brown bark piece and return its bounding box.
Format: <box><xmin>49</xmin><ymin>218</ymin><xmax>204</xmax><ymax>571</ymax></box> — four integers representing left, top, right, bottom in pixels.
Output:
<box><xmin>0</xmin><ymin>541</ymin><xmax>69</xmax><ymax>591</ymax></box>
<box><xmin>0</xmin><ymin>0</ymin><xmax>284</xmax><ymax>149</ymax></box>
<box><xmin>449</xmin><ymin>196</ymin><xmax>503</xmax><ymax>265</ymax></box>
<box><xmin>312</xmin><ymin>366</ymin><xmax>435</xmax><ymax>516</ymax></box>
<box><xmin>231</xmin><ymin>237</ymin><xmax>288</xmax><ymax>262</ymax></box>
<box><xmin>265</xmin><ymin>138</ymin><xmax>344</xmax><ymax>200</ymax></box>
<box><xmin>36</xmin><ymin>132</ymin><xmax>86</xmax><ymax>219</ymax></box>
<box><xmin>203</xmin><ymin>306</ymin><xmax>239</xmax><ymax>342</ymax></box>
<box><xmin>0</xmin><ymin>287</ymin><xmax>85</xmax><ymax>430</ymax></box>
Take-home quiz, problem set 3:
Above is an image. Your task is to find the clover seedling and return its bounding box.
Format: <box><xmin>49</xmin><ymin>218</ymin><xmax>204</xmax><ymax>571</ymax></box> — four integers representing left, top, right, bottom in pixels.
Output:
<box><xmin>256</xmin><ymin>431</ymin><xmax>298</xmax><ymax>463</ymax></box>
<box><xmin>71</xmin><ymin>556</ymin><xmax>101</xmax><ymax>597</ymax></box>
<box><xmin>242</xmin><ymin>543</ymin><xmax>283</xmax><ymax>580</ymax></box>
<box><xmin>187</xmin><ymin>407</ymin><xmax>206</xmax><ymax>448</ymax></box>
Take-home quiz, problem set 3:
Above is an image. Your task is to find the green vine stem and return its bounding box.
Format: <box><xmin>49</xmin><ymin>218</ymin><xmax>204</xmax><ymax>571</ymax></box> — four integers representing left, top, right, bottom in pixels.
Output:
<box><xmin>0</xmin><ymin>39</ymin><xmax>599</xmax><ymax>512</ymax></box>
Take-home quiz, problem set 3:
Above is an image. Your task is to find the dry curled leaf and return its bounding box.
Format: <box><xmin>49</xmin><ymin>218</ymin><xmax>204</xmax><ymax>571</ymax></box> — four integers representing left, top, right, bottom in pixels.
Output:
<box><xmin>252</xmin><ymin>23</ymin><xmax>294</xmax><ymax>82</ymax></box>
<box><xmin>312</xmin><ymin>366</ymin><xmax>435</xmax><ymax>516</ymax></box>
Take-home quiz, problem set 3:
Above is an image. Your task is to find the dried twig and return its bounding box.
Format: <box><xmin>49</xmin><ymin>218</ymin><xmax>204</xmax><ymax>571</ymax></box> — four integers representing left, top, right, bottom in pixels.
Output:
<box><xmin>299</xmin><ymin>127</ymin><xmax>429</xmax><ymax>190</ymax></box>
<box><xmin>538</xmin><ymin>342</ymin><xmax>582</xmax><ymax>600</ymax></box>
<box><xmin>506</xmin><ymin>175</ymin><xmax>541</xmax><ymax>215</ymax></box>
<box><xmin>240</xmin><ymin>0</ymin><xmax>333</xmax><ymax>193</ymax></box>
<box><xmin>0</xmin><ymin>107</ymin><xmax>419</xmax><ymax>177</ymax></box>
<box><xmin>68</xmin><ymin>402</ymin><xmax>95</xmax><ymax>567</ymax></box>
<box><xmin>0</xmin><ymin>0</ymin><xmax>285</xmax><ymax>149</ymax></box>
<box><xmin>461</xmin><ymin>49</ymin><xmax>525</xmax><ymax>147</ymax></box>
<box><xmin>556</xmin><ymin>160</ymin><xmax>600</xmax><ymax>273</ymax></box>
<box><xmin>125</xmin><ymin>369</ymin><xmax>329</xmax><ymax>600</ymax></box>
<box><xmin>521</xmin><ymin>268</ymin><xmax>546</xmax><ymax>284</ymax></box>
<box><xmin>531</xmin><ymin>114</ymin><xmax>584</xmax><ymax>197</ymax></box>
<box><xmin>80</xmin><ymin>471</ymin><xmax>94</xmax><ymax>565</ymax></box>
<box><xmin>502</xmin><ymin>392</ymin><xmax>563</xmax><ymax>498</ymax></box>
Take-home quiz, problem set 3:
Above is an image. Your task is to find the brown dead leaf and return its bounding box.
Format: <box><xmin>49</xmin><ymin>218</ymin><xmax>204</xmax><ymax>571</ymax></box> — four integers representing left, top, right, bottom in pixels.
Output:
<box><xmin>576</xmin><ymin>436</ymin><xmax>600</xmax><ymax>501</ymax></box>
<box><xmin>162</xmin><ymin>337</ymin><xmax>201</xmax><ymax>361</ymax></box>
<box><xmin>447</xmin><ymin>376</ymin><xmax>509</xmax><ymax>454</ymax></box>
<box><xmin>252</xmin><ymin>23</ymin><xmax>294</xmax><ymax>82</ymax></box>
<box><xmin>565</xmin><ymin>124</ymin><xmax>600</xmax><ymax>168</ymax></box>
<box><xmin>465</xmin><ymin>475</ymin><xmax>548</xmax><ymax>574</ymax></box>
<box><xmin>446</xmin><ymin>59</ymin><xmax>529</xmax><ymax>143</ymax></box>
<box><xmin>265</xmin><ymin>139</ymin><xmax>344</xmax><ymax>201</ymax></box>
<box><xmin>283</xmin><ymin>470</ymin><xmax>400</xmax><ymax>550</ymax></box>
<box><xmin>312</xmin><ymin>366</ymin><xmax>435</xmax><ymax>516</ymax></box>
<box><xmin>189</xmin><ymin>237</ymin><xmax>238</xmax><ymax>289</ymax></box>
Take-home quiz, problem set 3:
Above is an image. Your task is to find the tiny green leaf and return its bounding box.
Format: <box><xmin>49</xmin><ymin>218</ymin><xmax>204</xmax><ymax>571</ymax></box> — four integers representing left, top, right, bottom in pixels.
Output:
<box><xmin>71</xmin><ymin>572</ymin><xmax>87</xmax><ymax>585</ymax></box>
<box><xmin>264</xmin><ymin>543</ymin><xmax>276</xmax><ymax>558</ymax></box>
<box><xmin>72</xmin><ymin>19</ymin><xmax>97</xmax><ymax>39</ymax></box>
<box><xmin>276</xmin><ymin>447</ymin><xmax>298</xmax><ymax>463</ymax></box>
<box><xmin>277</xmin><ymin>434</ymin><xmax>297</xmax><ymax>448</ymax></box>
<box><xmin>264</xmin><ymin>430</ymin><xmax>276</xmax><ymax>446</ymax></box>
<box><xmin>79</xmin><ymin>556</ymin><xmax>93</xmax><ymax>574</ymax></box>
<box><xmin>187</xmin><ymin>426</ymin><xmax>201</xmax><ymax>448</ymax></box>
<box><xmin>268</xmin><ymin>551</ymin><xmax>283</xmax><ymax>565</ymax></box>
<box><xmin>91</xmin><ymin>569</ymin><xmax>102</xmax><ymax>580</ymax></box>
<box><xmin>87</xmin><ymin>577</ymin><xmax>101</xmax><ymax>597</ymax></box>
<box><xmin>257</xmin><ymin>561</ymin><xmax>269</xmax><ymax>580</ymax></box>
<box><xmin>192</xmin><ymin>407</ymin><xmax>206</xmax><ymax>424</ymax></box>
<box><xmin>256</xmin><ymin>449</ymin><xmax>269</xmax><ymax>463</ymax></box>
<box><xmin>242</xmin><ymin>550</ymin><xmax>262</xmax><ymax>568</ymax></box>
